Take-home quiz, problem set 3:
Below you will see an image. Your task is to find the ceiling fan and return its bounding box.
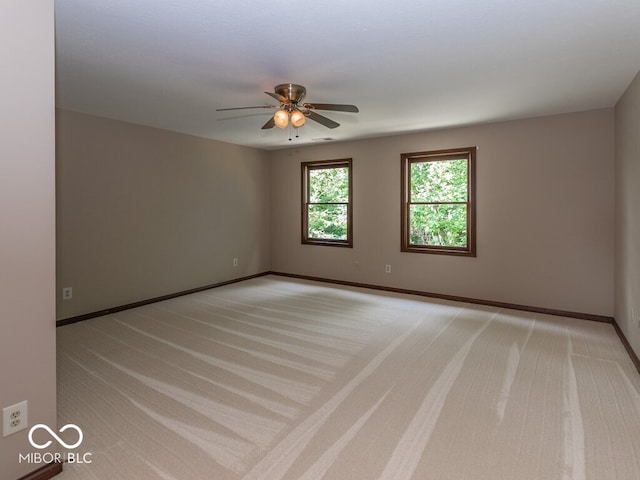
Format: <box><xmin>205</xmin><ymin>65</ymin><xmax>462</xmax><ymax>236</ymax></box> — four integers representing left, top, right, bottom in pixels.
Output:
<box><xmin>216</xmin><ymin>83</ymin><xmax>359</xmax><ymax>134</ymax></box>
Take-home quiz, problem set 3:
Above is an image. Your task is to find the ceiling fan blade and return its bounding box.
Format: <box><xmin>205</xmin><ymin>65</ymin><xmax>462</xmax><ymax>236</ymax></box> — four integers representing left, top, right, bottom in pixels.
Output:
<box><xmin>216</xmin><ymin>105</ymin><xmax>275</xmax><ymax>111</ymax></box>
<box><xmin>304</xmin><ymin>103</ymin><xmax>359</xmax><ymax>113</ymax></box>
<box><xmin>306</xmin><ymin>111</ymin><xmax>340</xmax><ymax>129</ymax></box>
<box><xmin>261</xmin><ymin>117</ymin><xmax>275</xmax><ymax>129</ymax></box>
<box><xmin>264</xmin><ymin>91</ymin><xmax>287</xmax><ymax>103</ymax></box>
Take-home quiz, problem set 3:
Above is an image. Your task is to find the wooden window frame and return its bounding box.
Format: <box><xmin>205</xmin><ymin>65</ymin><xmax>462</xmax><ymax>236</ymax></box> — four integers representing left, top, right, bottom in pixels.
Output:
<box><xmin>401</xmin><ymin>147</ymin><xmax>476</xmax><ymax>256</ymax></box>
<box><xmin>301</xmin><ymin>158</ymin><xmax>353</xmax><ymax>247</ymax></box>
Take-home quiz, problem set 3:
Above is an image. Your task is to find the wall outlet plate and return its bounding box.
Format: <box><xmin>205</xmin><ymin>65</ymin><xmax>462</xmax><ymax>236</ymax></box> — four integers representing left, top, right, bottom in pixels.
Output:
<box><xmin>3</xmin><ymin>400</ymin><xmax>28</xmax><ymax>437</ymax></box>
<box><xmin>62</xmin><ymin>286</ymin><xmax>73</xmax><ymax>300</ymax></box>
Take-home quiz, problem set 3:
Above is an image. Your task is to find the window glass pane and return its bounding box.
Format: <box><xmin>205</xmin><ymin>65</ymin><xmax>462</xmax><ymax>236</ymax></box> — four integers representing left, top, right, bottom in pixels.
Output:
<box><xmin>410</xmin><ymin>159</ymin><xmax>467</xmax><ymax>202</ymax></box>
<box><xmin>409</xmin><ymin>204</ymin><xmax>467</xmax><ymax>247</ymax></box>
<box><xmin>309</xmin><ymin>167</ymin><xmax>349</xmax><ymax>203</ymax></box>
<box><xmin>308</xmin><ymin>204</ymin><xmax>348</xmax><ymax>240</ymax></box>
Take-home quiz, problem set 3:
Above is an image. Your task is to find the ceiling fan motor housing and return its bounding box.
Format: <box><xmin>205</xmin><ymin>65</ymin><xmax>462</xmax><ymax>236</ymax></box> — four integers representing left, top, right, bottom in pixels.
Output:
<box><xmin>274</xmin><ymin>83</ymin><xmax>307</xmax><ymax>104</ymax></box>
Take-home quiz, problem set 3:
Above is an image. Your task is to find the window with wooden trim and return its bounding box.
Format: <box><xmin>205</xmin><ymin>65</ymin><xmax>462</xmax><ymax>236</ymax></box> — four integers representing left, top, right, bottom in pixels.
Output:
<box><xmin>401</xmin><ymin>147</ymin><xmax>476</xmax><ymax>256</ymax></box>
<box><xmin>302</xmin><ymin>159</ymin><xmax>352</xmax><ymax>247</ymax></box>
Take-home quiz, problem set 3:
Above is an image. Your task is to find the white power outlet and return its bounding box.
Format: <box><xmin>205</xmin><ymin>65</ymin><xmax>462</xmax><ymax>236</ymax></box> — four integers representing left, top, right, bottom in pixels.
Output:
<box><xmin>3</xmin><ymin>400</ymin><xmax>28</xmax><ymax>437</ymax></box>
<box><xmin>62</xmin><ymin>286</ymin><xmax>73</xmax><ymax>300</ymax></box>
<box><xmin>233</xmin><ymin>258</ymin><xmax>239</xmax><ymax>267</ymax></box>
<box><xmin>385</xmin><ymin>264</ymin><xmax>392</xmax><ymax>273</ymax></box>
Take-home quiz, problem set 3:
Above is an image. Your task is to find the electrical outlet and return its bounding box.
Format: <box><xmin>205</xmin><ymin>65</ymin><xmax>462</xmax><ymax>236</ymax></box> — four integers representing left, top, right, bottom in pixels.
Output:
<box><xmin>385</xmin><ymin>264</ymin><xmax>391</xmax><ymax>274</ymax></box>
<box><xmin>3</xmin><ymin>400</ymin><xmax>28</xmax><ymax>437</ymax></box>
<box><xmin>233</xmin><ymin>258</ymin><xmax>239</xmax><ymax>267</ymax></box>
<box><xmin>62</xmin><ymin>286</ymin><xmax>73</xmax><ymax>300</ymax></box>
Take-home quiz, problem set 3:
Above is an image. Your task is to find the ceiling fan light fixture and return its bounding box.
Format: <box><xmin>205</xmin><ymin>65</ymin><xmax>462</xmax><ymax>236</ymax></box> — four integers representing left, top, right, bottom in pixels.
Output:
<box><xmin>290</xmin><ymin>110</ymin><xmax>306</xmax><ymax>128</ymax></box>
<box><xmin>274</xmin><ymin>109</ymin><xmax>289</xmax><ymax>128</ymax></box>
<box><xmin>218</xmin><ymin>84</ymin><xmax>358</xmax><ymax>137</ymax></box>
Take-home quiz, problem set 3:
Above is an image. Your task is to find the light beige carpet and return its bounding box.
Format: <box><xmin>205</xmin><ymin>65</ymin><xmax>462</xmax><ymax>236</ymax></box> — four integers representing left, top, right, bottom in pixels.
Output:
<box><xmin>56</xmin><ymin>276</ymin><xmax>640</xmax><ymax>479</ymax></box>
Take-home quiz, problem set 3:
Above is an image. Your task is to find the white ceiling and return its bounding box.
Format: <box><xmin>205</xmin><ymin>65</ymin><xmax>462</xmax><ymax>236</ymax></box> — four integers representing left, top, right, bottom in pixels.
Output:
<box><xmin>55</xmin><ymin>0</ymin><xmax>640</xmax><ymax>150</ymax></box>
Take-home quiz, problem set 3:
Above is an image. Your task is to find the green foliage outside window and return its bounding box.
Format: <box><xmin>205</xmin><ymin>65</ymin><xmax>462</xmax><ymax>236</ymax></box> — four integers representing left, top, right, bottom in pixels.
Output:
<box><xmin>303</xmin><ymin>162</ymin><xmax>351</xmax><ymax>245</ymax></box>
<box><xmin>409</xmin><ymin>158</ymin><xmax>468</xmax><ymax>248</ymax></box>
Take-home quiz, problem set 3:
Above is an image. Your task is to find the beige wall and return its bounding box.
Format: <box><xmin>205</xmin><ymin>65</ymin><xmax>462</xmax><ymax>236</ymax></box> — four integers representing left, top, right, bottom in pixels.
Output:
<box><xmin>56</xmin><ymin>110</ymin><xmax>271</xmax><ymax>319</ymax></box>
<box><xmin>0</xmin><ymin>1</ymin><xmax>57</xmax><ymax>479</ymax></box>
<box><xmin>270</xmin><ymin>109</ymin><xmax>615</xmax><ymax>317</ymax></box>
<box><xmin>615</xmin><ymin>70</ymin><xmax>640</xmax><ymax>358</ymax></box>
<box><xmin>56</xmin><ymin>108</ymin><xmax>618</xmax><ymax>333</ymax></box>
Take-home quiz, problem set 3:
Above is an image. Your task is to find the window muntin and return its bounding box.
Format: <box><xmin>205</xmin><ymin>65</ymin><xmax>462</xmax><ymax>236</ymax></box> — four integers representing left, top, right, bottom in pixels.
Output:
<box><xmin>401</xmin><ymin>147</ymin><xmax>476</xmax><ymax>256</ymax></box>
<box><xmin>302</xmin><ymin>159</ymin><xmax>352</xmax><ymax>247</ymax></box>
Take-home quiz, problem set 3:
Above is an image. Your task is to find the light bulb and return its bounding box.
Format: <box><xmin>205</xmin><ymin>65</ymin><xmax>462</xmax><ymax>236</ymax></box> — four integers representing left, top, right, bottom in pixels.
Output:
<box><xmin>273</xmin><ymin>110</ymin><xmax>289</xmax><ymax>129</ymax></box>
<box><xmin>290</xmin><ymin>110</ymin><xmax>306</xmax><ymax>128</ymax></box>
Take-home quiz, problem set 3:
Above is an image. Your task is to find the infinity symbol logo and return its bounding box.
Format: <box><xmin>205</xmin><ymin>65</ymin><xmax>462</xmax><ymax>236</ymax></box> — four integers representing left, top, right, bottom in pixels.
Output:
<box><xmin>28</xmin><ymin>424</ymin><xmax>84</xmax><ymax>450</ymax></box>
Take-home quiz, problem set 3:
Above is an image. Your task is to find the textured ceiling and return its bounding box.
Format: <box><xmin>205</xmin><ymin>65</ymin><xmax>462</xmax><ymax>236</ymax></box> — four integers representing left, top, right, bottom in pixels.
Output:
<box><xmin>55</xmin><ymin>0</ymin><xmax>640</xmax><ymax>150</ymax></box>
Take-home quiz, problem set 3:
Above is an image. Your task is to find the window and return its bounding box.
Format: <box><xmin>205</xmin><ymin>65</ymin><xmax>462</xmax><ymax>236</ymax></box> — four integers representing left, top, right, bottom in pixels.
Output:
<box><xmin>302</xmin><ymin>159</ymin><xmax>352</xmax><ymax>247</ymax></box>
<box><xmin>401</xmin><ymin>147</ymin><xmax>476</xmax><ymax>256</ymax></box>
